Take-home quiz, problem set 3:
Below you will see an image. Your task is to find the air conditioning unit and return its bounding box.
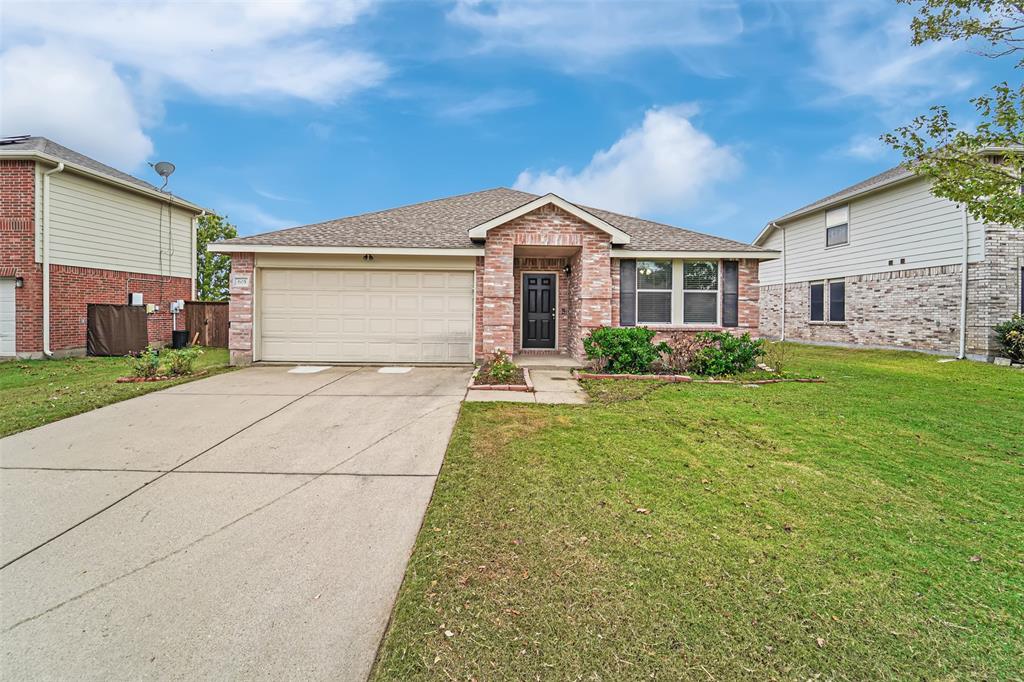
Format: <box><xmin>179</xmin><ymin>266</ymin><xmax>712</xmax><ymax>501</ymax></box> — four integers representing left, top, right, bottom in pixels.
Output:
<box><xmin>128</xmin><ymin>292</ymin><xmax>143</xmax><ymax>306</ymax></box>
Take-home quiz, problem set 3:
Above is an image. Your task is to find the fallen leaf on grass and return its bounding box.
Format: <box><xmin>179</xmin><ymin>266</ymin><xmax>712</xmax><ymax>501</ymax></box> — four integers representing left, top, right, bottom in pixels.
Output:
<box><xmin>969</xmin><ymin>554</ymin><xmax>982</xmax><ymax>563</ymax></box>
<box><xmin>635</xmin><ymin>507</ymin><xmax>652</xmax><ymax>515</ymax></box>
<box><xmin>816</xmin><ymin>637</ymin><xmax>826</xmax><ymax>648</ymax></box>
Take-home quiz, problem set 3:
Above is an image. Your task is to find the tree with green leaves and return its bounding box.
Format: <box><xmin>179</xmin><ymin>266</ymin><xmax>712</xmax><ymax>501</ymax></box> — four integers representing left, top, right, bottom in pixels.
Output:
<box><xmin>882</xmin><ymin>0</ymin><xmax>1023</xmax><ymax>227</ymax></box>
<box><xmin>195</xmin><ymin>213</ymin><xmax>237</xmax><ymax>301</ymax></box>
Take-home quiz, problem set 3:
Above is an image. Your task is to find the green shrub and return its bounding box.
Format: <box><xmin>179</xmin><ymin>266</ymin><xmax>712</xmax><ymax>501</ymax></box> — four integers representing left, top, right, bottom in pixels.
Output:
<box><xmin>993</xmin><ymin>313</ymin><xmax>1024</xmax><ymax>362</ymax></box>
<box><xmin>128</xmin><ymin>346</ymin><xmax>161</xmax><ymax>378</ymax></box>
<box><xmin>165</xmin><ymin>346</ymin><xmax>204</xmax><ymax>376</ymax></box>
<box><xmin>487</xmin><ymin>349</ymin><xmax>519</xmax><ymax>384</ymax></box>
<box><xmin>583</xmin><ymin>327</ymin><xmax>670</xmax><ymax>374</ymax></box>
<box><xmin>689</xmin><ymin>332</ymin><xmax>765</xmax><ymax>376</ymax></box>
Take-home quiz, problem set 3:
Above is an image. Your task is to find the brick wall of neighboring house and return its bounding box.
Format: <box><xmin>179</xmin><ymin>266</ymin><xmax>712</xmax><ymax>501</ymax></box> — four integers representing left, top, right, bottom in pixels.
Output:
<box><xmin>759</xmin><ymin>265</ymin><xmax>965</xmax><ymax>354</ymax></box>
<box><xmin>970</xmin><ymin>223</ymin><xmax>1024</xmax><ymax>356</ymax></box>
<box><xmin>227</xmin><ymin>253</ymin><xmax>255</xmax><ymax>365</ymax></box>
<box><xmin>477</xmin><ymin>204</ymin><xmax>612</xmax><ymax>359</ymax></box>
<box><xmin>1</xmin><ymin>159</ymin><xmax>191</xmax><ymax>356</ymax></box>
<box><xmin>0</xmin><ymin>160</ymin><xmax>40</xmax><ymax>353</ymax></box>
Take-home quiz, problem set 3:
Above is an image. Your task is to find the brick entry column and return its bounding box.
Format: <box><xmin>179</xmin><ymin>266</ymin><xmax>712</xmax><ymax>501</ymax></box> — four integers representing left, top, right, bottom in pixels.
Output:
<box><xmin>228</xmin><ymin>253</ymin><xmax>254</xmax><ymax>366</ymax></box>
<box><xmin>571</xmin><ymin>233</ymin><xmax>612</xmax><ymax>357</ymax></box>
<box><xmin>480</xmin><ymin>232</ymin><xmax>515</xmax><ymax>355</ymax></box>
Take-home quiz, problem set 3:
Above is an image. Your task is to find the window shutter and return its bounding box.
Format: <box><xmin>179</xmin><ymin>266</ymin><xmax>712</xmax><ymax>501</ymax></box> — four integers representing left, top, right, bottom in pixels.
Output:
<box><xmin>722</xmin><ymin>260</ymin><xmax>739</xmax><ymax>327</ymax></box>
<box><xmin>619</xmin><ymin>259</ymin><xmax>636</xmax><ymax>326</ymax></box>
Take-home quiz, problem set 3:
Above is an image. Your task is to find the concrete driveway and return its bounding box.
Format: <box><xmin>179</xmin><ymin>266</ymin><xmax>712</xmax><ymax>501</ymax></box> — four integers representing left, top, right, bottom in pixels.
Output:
<box><xmin>0</xmin><ymin>365</ymin><xmax>470</xmax><ymax>680</ymax></box>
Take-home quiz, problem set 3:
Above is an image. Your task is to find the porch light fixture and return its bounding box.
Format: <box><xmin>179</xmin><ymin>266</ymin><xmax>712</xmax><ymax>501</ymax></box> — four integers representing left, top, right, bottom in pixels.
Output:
<box><xmin>14</xmin><ymin>277</ymin><xmax>24</xmax><ymax>288</ymax></box>
<box><xmin>563</xmin><ymin>264</ymin><xmax>572</xmax><ymax>276</ymax></box>
<box><xmin>362</xmin><ymin>254</ymin><xmax>374</xmax><ymax>262</ymax></box>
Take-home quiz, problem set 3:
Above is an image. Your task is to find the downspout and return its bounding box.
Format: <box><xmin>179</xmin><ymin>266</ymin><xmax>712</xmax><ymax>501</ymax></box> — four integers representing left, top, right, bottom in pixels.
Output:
<box><xmin>192</xmin><ymin>210</ymin><xmax>205</xmax><ymax>300</ymax></box>
<box><xmin>41</xmin><ymin>162</ymin><xmax>65</xmax><ymax>358</ymax></box>
<box><xmin>958</xmin><ymin>204</ymin><xmax>969</xmax><ymax>359</ymax></box>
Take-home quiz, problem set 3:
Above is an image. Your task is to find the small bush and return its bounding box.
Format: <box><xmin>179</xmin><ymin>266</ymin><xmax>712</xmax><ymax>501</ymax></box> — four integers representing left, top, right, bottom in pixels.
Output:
<box><xmin>165</xmin><ymin>346</ymin><xmax>204</xmax><ymax>376</ymax></box>
<box><xmin>128</xmin><ymin>346</ymin><xmax>161</xmax><ymax>378</ymax></box>
<box><xmin>486</xmin><ymin>349</ymin><xmax>519</xmax><ymax>384</ymax></box>
<box><xmin>583</xmin><ymin>327</ymin><xmax>670</xmax><ymax>374</ymax></box>
<box><xmin>657</xmin><ymin>332</ymin><xmax>716</xmax><ymax>373</ymax></box>
<box><xmin>761</xmin><ymin>340</ymin><xmax>788</xmax><ymax>374</ymax></box>
<box><xmin>689</xmin><ymin>332</ymin><xmax>765</xmax><ymax>376</ymax></box>
<box><xmin>993</xmin><ymin>313</ymin><xmax>1024</xmax><ymax>362</ymax></box>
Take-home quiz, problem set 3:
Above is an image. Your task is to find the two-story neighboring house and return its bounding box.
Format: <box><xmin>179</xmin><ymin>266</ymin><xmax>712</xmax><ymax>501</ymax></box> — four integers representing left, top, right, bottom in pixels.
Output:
<box><xmin>753</xmin><ymin>165</ymin><xmax>1023</xmax><ymax>360</ymax></box>
<box><xmin>0</xmin><ymin>136</ymin><xmax>205</xmax><ymax>358</ymax></box>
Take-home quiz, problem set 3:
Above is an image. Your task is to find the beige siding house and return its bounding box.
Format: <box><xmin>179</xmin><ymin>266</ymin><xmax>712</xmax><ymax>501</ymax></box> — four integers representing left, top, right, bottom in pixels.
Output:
<box><xmin>754</xmin><ymin>166</ymin><xmax>1023</xmax><ymax>359</ymax></box>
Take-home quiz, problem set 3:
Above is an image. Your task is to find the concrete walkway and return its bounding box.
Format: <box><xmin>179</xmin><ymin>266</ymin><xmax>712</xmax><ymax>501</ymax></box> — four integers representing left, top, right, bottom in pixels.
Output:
<box><xmin>465</xmin><ymin>368</ymin><xmax>587</xmax><ymax>404</ymax></box>
<box><xmin>0</xmin><ymin>365</ymin><xmax>471</xmax><ymax>681</ymax></box>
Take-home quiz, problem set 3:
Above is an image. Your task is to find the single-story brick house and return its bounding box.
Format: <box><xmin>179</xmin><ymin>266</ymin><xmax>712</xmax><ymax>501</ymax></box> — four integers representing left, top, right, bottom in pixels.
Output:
<box><xmin>0</xmin><ymin>136</ymin><xmax>205</xmax><ymax>358</ymax></box>
<box><xmin>211</xmin><ymin>189</ymin><xmax>779</xmax><ymax>365</ymax></box>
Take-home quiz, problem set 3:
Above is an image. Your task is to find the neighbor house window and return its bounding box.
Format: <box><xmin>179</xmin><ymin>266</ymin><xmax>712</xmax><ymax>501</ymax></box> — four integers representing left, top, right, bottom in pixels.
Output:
<box><xmin>683</xmin><ymin>260</ymin><xmax>718</xmax><ymax>324</ymax></box>
<box><xmin>636</xmin><ymin>260</ymin><xmax>672</xmax><ymax>324</ymax></box>
<box><xmin>829</xmin><ymin>280</ymin><xmax>846</xmax><ymax>322</ymax></box>
<box><xmin>826</xmin><ymin>206</ymin><xmax>849</xmax><ymax>247</ymax></box>
<box><xmin>810</xmin><ymin>282</ymin><xmax>825</xmax><ymax>321</ymax></box>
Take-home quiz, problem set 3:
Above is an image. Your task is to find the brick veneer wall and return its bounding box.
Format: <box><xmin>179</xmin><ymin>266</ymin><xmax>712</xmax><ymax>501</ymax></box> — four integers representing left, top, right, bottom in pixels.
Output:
<box><xmin>228</xmin><ymin>253</ymin><xmax>255</xmax><ymax>365</ymax></box>
<box><xmin>759</xmin><ymin>265</ymin><xmax>964</xmax><ymax>354</ymax></box>
<box><xmin>476</xmin><ymin>204</ymin><xmax>612</xmax><ymax>359</ymax></box>
<box><xmin>970</xmin><ymin>224</ymin><xmax>1024</xmax><ymax>355</ymax></box>
<box><xmin>2</xmin><ymin>159</ymin><xmax>191</xmax><ymax>356</ymax></box>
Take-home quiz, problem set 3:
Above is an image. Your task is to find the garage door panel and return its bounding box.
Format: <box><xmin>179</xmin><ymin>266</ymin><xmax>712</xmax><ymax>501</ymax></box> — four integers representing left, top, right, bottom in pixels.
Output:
<box><xmin>260</xmin><ymin>268</ymin><xmax>474</xmax><ymax>363</ymax></box>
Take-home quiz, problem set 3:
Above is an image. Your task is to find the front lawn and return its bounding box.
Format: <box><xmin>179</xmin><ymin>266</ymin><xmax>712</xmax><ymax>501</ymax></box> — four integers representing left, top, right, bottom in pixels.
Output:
<box><xmin>373</xmin><ymin>345</ymin><xmax>1023</xmax><ymax>680</ymax></box>
<box><xmin>0</xmin><ymin>348</ymin><xmax>232</xmax><ymax>438</ymax></box>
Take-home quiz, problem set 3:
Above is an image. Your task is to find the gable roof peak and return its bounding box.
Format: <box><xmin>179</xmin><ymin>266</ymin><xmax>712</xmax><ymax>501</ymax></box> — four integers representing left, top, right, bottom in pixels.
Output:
<box><xmin>466</xmin><ymin>192</ymin><xmax>632</xmax><ymax>245</ymax></box>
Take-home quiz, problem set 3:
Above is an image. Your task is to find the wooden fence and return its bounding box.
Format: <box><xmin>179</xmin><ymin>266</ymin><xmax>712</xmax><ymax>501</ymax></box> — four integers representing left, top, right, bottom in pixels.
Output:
<box><xmin>184</xmin><ymin>301</ymin><xmax>229</xmax><ymax>347</ymax></box>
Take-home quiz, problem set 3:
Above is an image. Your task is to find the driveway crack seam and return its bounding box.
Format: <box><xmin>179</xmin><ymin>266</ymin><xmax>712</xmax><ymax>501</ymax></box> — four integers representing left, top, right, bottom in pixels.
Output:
<box><xmin>0</xmin><ymin>369</ymin><xmax>357</xmax><ymax>572</ymax></box>
<box><xmin>3</xmin><ymin>398</ymin><xmax>455</xmax><ymax>631</ymax></box>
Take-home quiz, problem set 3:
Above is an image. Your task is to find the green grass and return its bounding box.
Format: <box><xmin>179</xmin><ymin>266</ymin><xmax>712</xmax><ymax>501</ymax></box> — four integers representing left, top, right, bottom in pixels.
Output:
<box><xmin>0</xmin><ymin>348</ymin><xmax>232</xmax><ymax>437</ymax></box>
<box><xmin>372</xmin><ymin>345</ymin><xmax>1024</xmax><ymax>681</ymax></box>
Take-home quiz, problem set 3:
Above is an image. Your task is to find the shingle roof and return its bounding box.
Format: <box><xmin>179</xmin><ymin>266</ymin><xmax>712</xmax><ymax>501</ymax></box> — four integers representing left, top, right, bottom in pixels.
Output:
<box><xmin>771</xmin><ymin>164</ymin><xmax>913</xmax><ymax>224</ymax></box>
<box><xmin>0</xmin><ymin>136</ymin><xmax>163</xmax><ymax>192</ymax></box>
<box><xmin>220</xmin><ymin>187</ymin><xmax>772</xmax><ymax>253</ymax></box>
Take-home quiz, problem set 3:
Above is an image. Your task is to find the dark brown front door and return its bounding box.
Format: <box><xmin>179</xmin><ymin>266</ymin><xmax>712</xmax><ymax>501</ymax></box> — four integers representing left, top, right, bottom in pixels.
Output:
<box><xmin>522</xmin><ymin>273</ymin><xmax>556</xmax><ymax>349</ymax></box>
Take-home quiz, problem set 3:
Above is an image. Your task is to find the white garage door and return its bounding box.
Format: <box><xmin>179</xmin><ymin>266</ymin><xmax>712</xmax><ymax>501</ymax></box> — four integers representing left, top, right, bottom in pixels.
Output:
<box><xmin>0</xmin><ymin>279</ymin><xmax>15</xmax><ymax>357</ymax></box>
<box><xmin>259</xmin><ymin>269</ymin><xmax>474</xmax><ymax>363</ymax></box>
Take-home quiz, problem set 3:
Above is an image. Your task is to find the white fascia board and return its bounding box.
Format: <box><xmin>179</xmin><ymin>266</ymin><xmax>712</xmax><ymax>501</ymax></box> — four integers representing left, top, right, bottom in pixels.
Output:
<box><xmin>467</xmin><ymin>193</ymin><xmax>631</xmax><ymax>245</ymax></box>
<box><xmin>752</xmin><ymin>223</ymin><xmax>775</xmax><ymax>246</ymax></box>
<box><xmin>613</xmin><ymin>249</ymin><xmax>781</xmax><ymax>260</ymax></box>
<box><xmin>0</xmin><ymin>149</ymin><xmax>207</xmax><ymax>213</ymax></box>
<box><xmin>207</xmin><ymin>244</ymin><xmax>485</xmax><ymax>256</ymax></box>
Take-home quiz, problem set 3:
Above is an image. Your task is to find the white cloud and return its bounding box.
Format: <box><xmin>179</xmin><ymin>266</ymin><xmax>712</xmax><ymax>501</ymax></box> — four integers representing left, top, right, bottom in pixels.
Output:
<box><xmin>842</xmin><ymin>134</ymin><xmax>890</xmax><ymax>161</ymax></box>
<box><xmin>0</xmin><ymin>44</ymin><xmax>153</xmax><ymax>169</ymax></box>
<box><xmin>219</xmin><ymin>201</ymin><xmax>297</xmax><ymax>234</ymax></box>
<box><xmin>0</xmin><ymin>0</ymin><xmax>386</xmax><ymax>168</ymax></box>
<box><xmin>448</xmin><ymin>0</ymin><xmax>743</xmax><ymax>68</ymax></box>
<box><xmin>437</xmin><ymin>89</ymin><xmax>535</xmax><ymax>119</ymax></box>
<box><xmin>809</xmin><ymin>2</ymin><xmax>974</xmax><ymax>111</ymax></box>
<box><xmin>514</xmin><ymin>104</ymin><xmax>742</xmax><ymax>216</ymax></box>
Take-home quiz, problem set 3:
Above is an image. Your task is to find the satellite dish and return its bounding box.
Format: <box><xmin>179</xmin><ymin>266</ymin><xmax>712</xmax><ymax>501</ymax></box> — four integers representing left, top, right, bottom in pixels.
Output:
<box><xmin>149</xmin><ymin>161</ymin><xmax>176</xmax><ymax>190</ymax></box>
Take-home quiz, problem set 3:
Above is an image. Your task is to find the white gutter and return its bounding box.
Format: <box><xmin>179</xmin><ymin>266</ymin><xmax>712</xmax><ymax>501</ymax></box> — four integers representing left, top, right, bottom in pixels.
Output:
<box><xmin>613</xmin><ymin>249</ymin><xmax>780</xmax><ymax>260</ymax></box>
<box><xmin>207</xmin><ymin>244</ymin><xmax>485</xmax><ymax>256</ymax></box>
<box><xmin>776</xmin><ymin>222</ymin><xmax>786</xmax><ymax>341</ymax></box>
<box><xmin>958</xmin><ymin>204</ymin><xmax>969</xmax><ymax>359</ymax></box>
<box><xmin>41</xmin><ymin>162</ymin><xmax>65</xmax><ymax>358</ymax></box>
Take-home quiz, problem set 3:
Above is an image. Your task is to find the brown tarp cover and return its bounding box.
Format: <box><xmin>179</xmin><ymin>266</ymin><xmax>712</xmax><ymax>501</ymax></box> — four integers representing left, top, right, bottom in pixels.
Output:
<box><xmin>87</xmin><ymin>304</ymin><xmax>148</xmax><ymax>356</ymax></box>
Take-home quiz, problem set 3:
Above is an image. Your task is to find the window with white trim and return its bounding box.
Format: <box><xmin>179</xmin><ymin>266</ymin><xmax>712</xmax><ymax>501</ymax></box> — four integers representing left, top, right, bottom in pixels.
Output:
<box><xmin>683</xmin><ymin>260</ymin><xmax>718</xmax><ymax>324</ymax></box>
<box><xmin>809</xmin><ymin>281</ymin><xmax>825</xmax><ymax>321</ymax></box>
<box><xmin>826</xmin><ymin>206</ymin><xmax>849</xmax><ymax>247</ymax></box>
<box><xmin>636</xmin><ymin>260</ymin><xmax>672</xmax><ymax>324</ymax></box>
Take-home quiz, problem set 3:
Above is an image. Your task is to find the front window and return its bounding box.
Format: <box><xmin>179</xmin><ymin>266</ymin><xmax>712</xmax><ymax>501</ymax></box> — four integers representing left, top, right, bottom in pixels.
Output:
<box><xmin>683</xmin><ymin>260</ymin><xmax>718</xmax><ymax>324</ymax></box>
<box><xmin>826</xmin><ymin>206</ymin><xmax>849</xmax><ymax>247</ymax></box>
<box><xmin>636</xmin><ymin>260</ymin><xmax>672</xmax><ymax>324</ymax></box>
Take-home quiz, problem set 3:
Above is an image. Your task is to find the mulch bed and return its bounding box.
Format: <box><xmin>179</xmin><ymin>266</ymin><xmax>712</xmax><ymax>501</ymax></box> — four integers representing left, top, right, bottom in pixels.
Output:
<box><xmin>469</xmin><ymin>367</ymin><xmax>534</xmax><ymax>392</ymax></box>
<box><xmin>573</xmin><ymin>370</ymin><xmax>824</xmax><ymax>385</ymax></box>
<box><xmin>115</xmin><ymin>370</ymin><xmax>208</xmax><ymax>384</ymax></box>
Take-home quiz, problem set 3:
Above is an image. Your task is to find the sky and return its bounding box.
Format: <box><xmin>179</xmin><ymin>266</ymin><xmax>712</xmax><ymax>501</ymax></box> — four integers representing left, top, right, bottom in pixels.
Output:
<box><xmin>0</xmin><ymin>0</ymin><xmax>1016</xmax><ymax>242</ymax></box>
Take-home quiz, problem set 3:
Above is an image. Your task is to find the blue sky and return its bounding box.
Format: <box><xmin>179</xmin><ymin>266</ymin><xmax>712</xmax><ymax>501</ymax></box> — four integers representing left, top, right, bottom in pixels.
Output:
<box><xmin>1</xmin><ymin>1</ymin><xmax>1015</xmax><ymax>242</ymax></box>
